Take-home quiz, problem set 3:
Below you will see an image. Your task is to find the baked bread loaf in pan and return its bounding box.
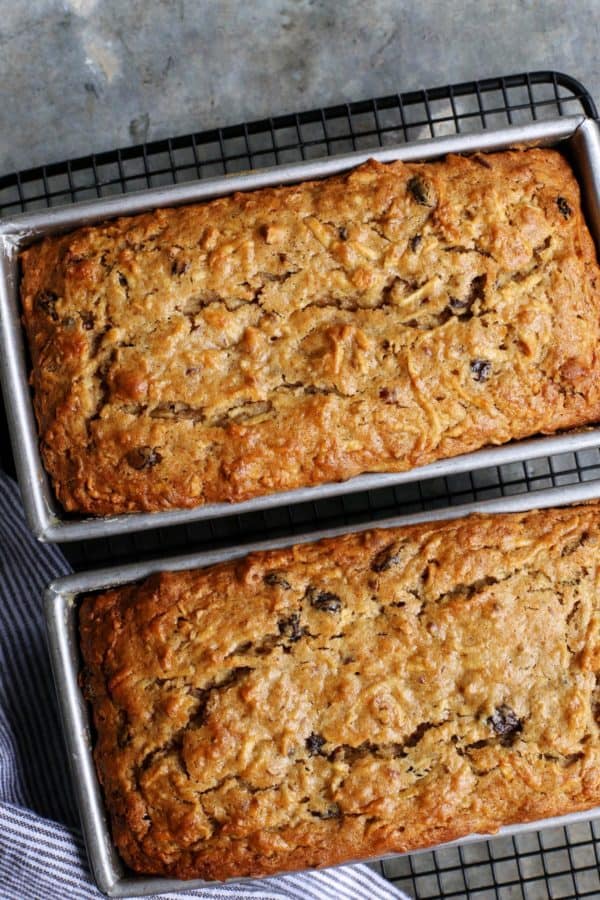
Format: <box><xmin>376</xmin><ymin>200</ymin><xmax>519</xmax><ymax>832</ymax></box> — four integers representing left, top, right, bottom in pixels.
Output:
<box><xmin>80</xmin><ymin>504</ymin><xmax>600</xmax><ymax>880</ymax></box>
<box><xmin>21</xmin><ymin>148</ymin><xmax>600</xmax><ymax>515</ymax></box>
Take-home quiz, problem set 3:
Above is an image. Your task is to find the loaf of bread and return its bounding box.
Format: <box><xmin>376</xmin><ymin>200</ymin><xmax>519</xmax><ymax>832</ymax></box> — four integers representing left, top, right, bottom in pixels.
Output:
<box><xmin>21</xmin><ymin>149</ymin><xmax>600</xmax><ymax>515</ymax></box>
<box><xmin>79</xmin><ymin>504</ymin><xmax>600</xmax><ymax>880</ymax></box>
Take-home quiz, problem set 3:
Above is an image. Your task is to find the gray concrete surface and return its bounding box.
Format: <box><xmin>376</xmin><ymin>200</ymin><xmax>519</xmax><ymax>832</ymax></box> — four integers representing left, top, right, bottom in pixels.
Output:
<box><xmin>0</xmin><ymin>0</ymin><xmax>599</xmax><ymax>173</ymax></box>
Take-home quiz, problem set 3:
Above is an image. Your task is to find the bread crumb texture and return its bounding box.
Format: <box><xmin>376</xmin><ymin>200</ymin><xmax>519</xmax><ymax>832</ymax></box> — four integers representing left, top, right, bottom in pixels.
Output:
<box><xmin>21</xmin><ymin>150</ymin><xmax>600</xmax><ymax>514</ymax></box>
<box><xmin>79</xmin><ymin>505</ymin><xmax>600</xmax><ymax>879</ymax></box>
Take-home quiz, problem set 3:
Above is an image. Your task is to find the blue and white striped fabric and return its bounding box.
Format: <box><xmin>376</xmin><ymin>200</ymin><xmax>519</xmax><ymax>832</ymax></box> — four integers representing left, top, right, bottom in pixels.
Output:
<box><xmin>0</xmin><ymin>470</ymin><xmax>408</xmax><ymax>899</ymax></box>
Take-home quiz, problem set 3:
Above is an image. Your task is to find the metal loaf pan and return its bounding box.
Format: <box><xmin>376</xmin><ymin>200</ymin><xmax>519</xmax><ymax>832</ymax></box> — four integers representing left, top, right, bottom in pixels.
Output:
<box><xmin>3</xmin><ymin>116</ymin><xmax>600</xmax><ymax>542</ymax></box>
<box><xmin>45</xmin><ymin>485</ymin><xmax>600</xmax><ymax>897</ymax></box>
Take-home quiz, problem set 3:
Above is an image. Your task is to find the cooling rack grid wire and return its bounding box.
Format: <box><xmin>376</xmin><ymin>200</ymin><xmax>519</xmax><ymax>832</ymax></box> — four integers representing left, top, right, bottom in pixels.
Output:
<box><xmin>1</xmin><ymin>70</ymin><xmax>600</xmax><ymax>898</ymax></box>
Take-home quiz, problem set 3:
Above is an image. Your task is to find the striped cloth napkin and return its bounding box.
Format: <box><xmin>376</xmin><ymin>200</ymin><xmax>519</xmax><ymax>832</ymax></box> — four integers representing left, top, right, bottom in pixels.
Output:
<box><xmin>0</xmin><ymin>470</ymin><xmax>408</xmax><ymax>899</ymax></box>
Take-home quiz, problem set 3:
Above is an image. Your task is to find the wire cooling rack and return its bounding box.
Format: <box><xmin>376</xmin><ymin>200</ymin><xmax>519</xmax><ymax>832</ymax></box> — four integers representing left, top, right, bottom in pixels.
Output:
<box><xmin>370</xmin><ymin>819</ymin><xmax>600</xmax><ymax>898</ymax></box>
<box><xmin>1</xmin><ymin>70</ymin><xmax>600</xmax><ymax>898</ymax></box>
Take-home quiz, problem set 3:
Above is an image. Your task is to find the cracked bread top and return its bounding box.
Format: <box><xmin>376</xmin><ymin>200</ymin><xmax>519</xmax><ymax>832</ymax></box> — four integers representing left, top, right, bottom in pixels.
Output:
<box><xmin>79</xmin><ymin>504</ymin><xmax>600</xmax><ymax>880</ymax></box>
<box><xmin>21</xmin><ymin>149</ymin><xmax>600</xmax><ymax>514</ymax></box>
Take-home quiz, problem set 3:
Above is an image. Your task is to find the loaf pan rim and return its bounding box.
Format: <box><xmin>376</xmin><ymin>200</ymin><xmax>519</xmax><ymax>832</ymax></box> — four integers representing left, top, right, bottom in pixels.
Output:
<box><xmin>3</xmin><ymin>115</ymin><xmax>600</xmax><ymax>542</ymax></box>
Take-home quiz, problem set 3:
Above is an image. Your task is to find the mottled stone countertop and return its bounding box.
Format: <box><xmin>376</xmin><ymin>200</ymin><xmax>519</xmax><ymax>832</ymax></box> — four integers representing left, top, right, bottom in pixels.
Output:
<box><xmin>1</xmin><ymin>0</ymin><xmax>599</xmax><ymax>175</ymax></box>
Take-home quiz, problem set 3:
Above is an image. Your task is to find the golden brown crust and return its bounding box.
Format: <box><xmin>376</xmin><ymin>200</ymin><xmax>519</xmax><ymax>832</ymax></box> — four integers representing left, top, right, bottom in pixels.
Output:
<box><xmin>80</xmin><ymin>504</ymin><xmax>600</xmax><ymax>880</ymax></box>
<box><xmin>21</xmin><ymin>149</ymin><xmax>600</xmax><ymax>514</ymax></box>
